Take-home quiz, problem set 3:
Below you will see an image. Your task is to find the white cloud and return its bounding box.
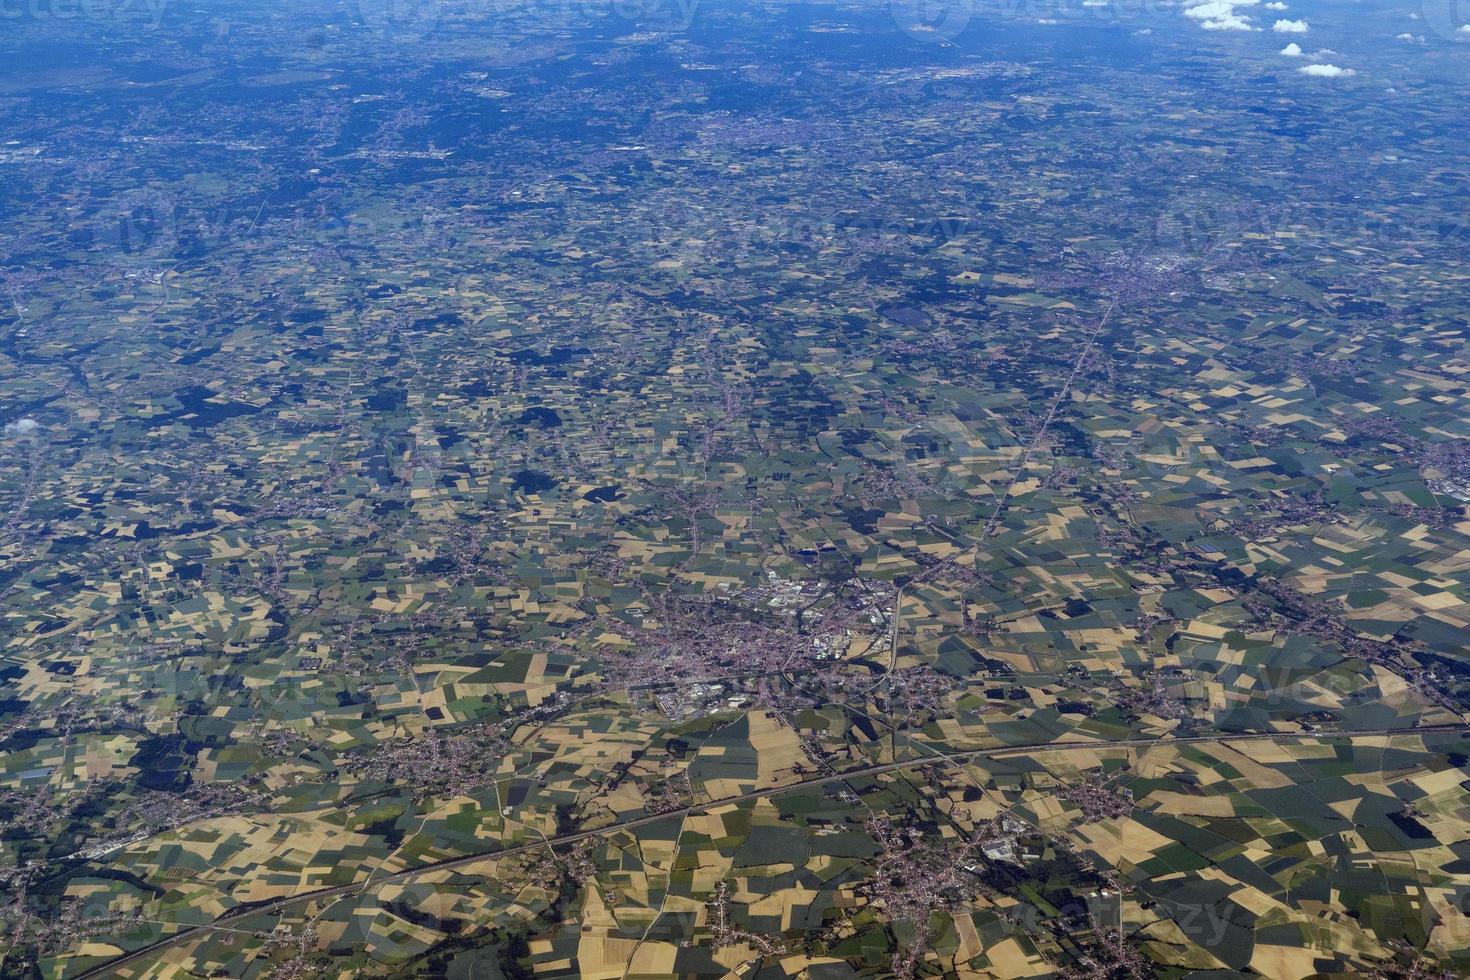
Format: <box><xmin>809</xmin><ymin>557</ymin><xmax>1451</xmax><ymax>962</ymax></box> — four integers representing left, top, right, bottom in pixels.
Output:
<box><xmin>1083</xmin><ymin>0</ymin><xmax>1108</xmax><ymax>7</ymax></box>
<box><xmin>1280</xmin><ymin>42</ymin><xmax>1304</xmax><ymax>55</ymax></box>
<box><xmin>1183</xmin><ymin>0</ymin><xmax>1243</xmax><ymax>19</ymax></box>
<box><xmin>3</xmin><ymin>418</ymin><xmax>39</xmax><ymax>435</ymax></box>
<box><xmin>1184</xmin><ymin>0</ymin><xmax>1261</xmax><ymax>31</ymax></box>
<box><xmin>1461</xmin><ymin>24</ymin><xmax>1470</xmax><ymax>33</ymax></box>
<box><xmin>1263</xmin><ymin>1</ymin><xmax>1287</xmax><ymax>8</ymax></box>
<box><xmin>1300</xmin><ymin>63</ymin><xmax>1355</xmax><ymax>76</ymax></box>
<box><xmin>1273</xmin><ymin>18</ymin><xmax>1308</xmax><ymax>32</ymax></box>
<box><xmin>1397</xmin><ymin>32</ymin><xmax>1424</xmax><ymax>42</ymax></box>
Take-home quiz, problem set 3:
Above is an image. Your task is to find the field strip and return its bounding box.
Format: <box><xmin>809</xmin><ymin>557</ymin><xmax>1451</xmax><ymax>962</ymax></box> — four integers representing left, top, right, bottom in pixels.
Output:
<box><xmin>75</xmin><ymin>722</ymin><xmax>1470</xmax><ymax>979</ymax></box>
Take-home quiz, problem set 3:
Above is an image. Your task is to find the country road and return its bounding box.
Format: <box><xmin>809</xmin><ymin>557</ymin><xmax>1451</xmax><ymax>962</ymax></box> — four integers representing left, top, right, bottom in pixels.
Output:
<box><xmin>73</xmin><ymin>722</ymin><xmax>1470</xmax><ymax>979</ymax></box>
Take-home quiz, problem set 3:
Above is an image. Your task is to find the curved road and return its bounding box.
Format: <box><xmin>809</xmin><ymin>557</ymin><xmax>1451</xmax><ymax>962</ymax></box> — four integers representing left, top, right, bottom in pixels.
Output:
<box><xmin>74</xmin><ymin>723</ymin><xmax>1470</xmax><ymax>979</ymax></box>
